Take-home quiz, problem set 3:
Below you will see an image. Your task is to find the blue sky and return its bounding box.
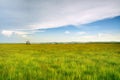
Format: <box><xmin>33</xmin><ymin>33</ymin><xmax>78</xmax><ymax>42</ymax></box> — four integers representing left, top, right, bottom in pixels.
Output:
<box><xmin>0</xmin><ymin>0</ymin><xmax>120</xmax><ymax>43</ymax></box>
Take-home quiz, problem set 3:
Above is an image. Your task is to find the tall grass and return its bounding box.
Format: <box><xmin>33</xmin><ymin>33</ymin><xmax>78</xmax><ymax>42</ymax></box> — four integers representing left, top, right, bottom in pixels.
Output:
<box><xmin>0</xmin><ymin>43</ymin><xmax>120</xmax><ymax>80</ymax></box>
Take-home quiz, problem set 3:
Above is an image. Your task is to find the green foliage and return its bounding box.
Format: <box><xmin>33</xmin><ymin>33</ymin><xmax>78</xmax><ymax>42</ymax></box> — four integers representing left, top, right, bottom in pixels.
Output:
<box><xmin>0</xmin><ymin>43</ymin><xmax>120</xmax><ymax>80</ymax></box>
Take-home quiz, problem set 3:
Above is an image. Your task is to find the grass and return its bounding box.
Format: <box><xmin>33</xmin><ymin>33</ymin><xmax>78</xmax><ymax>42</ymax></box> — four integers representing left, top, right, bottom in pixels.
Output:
<box><xmin>0</xmin><ymin>43</ymin><xmax>120</xmax><ymax>80</ymax></box>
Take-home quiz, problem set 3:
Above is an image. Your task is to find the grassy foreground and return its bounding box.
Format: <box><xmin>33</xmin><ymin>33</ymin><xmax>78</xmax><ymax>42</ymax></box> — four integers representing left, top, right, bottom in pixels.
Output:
<box><xmin>0</xmin><ymin>43</ymin><xmax>120</xmax><ymax>80</ymax></box>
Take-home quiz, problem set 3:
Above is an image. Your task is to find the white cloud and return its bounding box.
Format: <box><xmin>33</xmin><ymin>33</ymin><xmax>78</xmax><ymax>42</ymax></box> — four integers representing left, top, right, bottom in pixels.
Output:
<box><xmin>77</xmin><ymin>33</ymin><xmax>120</xmax><ymax>42</ymax></box>
<box><xmin>21</xmin><ymin>35</ymin><xmax>27</xmax><ymax>38</ymax></box>
<box><xmin>14</xmin><ymin>31</ymin><xmax>28</xmax><ymax>35</ymax></box>
<box><xmin>65</xmin><ymin>31</ymin><xmax>70</xmax><ymax>34</ymax></box>
<box><xmin>97</xmin><ymin>33</ymin><xmax>120</xmax><ymax>41</ymax></box>
<box><xmin>27</xmin><ymin>0</ymin><xmax>120</xmax><ymax>29</ymax></box>
<box><xmin>77</xmin><ymin>32</ymin><xmax>86</xmax><ymax>35</ymax></box>
<box><xmin>0</xmin><ymin>0</ymin><xmax>120</xmax><ymax>42</ymax></box>
<box><xmin>1</xmin><ymin>29</ymin><xmax>45</xmax><ymax>38</ymax></box>
<box><xmin>1</xmin><ymin>30</ymin><xmax>30</xmax><ymax>38</ymax></box>
<box><xmin>0</xmin><ymin>0</ymin><xmax>120</xmax><ymax>29</ymax></box>
<box><xmin>1</xmin><ymin>30</ymin><xmax>13</xmax><ymax>37</ymax></box>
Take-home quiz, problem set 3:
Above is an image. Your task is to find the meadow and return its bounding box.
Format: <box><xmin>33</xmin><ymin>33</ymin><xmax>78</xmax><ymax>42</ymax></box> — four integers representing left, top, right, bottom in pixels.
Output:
<box><xmin>0</xmin><ymin>43</ymin><xmax>120</xmax><ymax>80</ymax></box>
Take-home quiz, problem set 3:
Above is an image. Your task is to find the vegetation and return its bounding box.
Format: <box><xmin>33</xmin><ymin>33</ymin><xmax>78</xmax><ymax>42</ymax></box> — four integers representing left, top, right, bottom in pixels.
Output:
<box><xmin>0</xmin><ymin>43</ymin><xmax>120</xmax><ymax>80</ymax></box>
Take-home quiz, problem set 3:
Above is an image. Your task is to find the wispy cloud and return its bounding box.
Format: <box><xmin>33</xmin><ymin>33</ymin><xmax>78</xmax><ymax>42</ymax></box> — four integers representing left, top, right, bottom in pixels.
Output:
<box><xmin>1</xmin><ymin>29</ymin><xmax>45</xmax><ymax>38</ymax></box>
<box><xmin>1</xmin><ymin>30</ymin><xmax>13</xmax><ymax>37</ymax></box>
<box><xmin>0</xmin><ymin>0</ymin><xmax>120</xmax><ymax>29</ymax></box>
<box><xmin>1</xmin><ymin>30</ymin><xmax>30</xmax><ymax>38</ymax></box>
<box><xmin>78</xmin><ymin>33</ymin><xmax>120</xmax><ymax>42</ymax></box>
<box><xmin>77</xmin><ymin>32</ymin><xmax>86</xmax><ymax>35</ymax></box>
<box><xmin>0</xmin><ymin>0</ymin><xmax>120</xmax><ymax>42</ymax></box>
<box><xmin>65</xmin><ymin>30</ymin><xmax>70</xmax><ymax>34</ymax></box>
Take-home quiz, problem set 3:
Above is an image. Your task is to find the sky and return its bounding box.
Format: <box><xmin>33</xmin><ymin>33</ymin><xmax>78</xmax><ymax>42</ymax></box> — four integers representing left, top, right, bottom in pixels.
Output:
<box><xmin>0</xmin><ymin>0</ymin><xmax>120</xmax><ymax>43</ymax></box>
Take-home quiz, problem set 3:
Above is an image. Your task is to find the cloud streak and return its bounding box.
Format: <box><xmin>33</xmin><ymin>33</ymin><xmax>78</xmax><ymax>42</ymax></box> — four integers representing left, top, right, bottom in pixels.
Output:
<box><xmin>1</xmin><ymin>30</ymin><xmax>29</xmax><ymax>38</ymax></box>
<box><xmin>73</xmin><ymin>33</ymin><xmax>120</xmax><ymax>42</ymax></box>
<box><xmin>1</xmin><ymin>30</ymin><xmax>13</xmax><ymax>37</ymax></box>
<box><xmin>0</xmin><ymin>0</ymin><xmax>120</xmax><ymax>42</ymax></box>
<box><xmin>0</xmin><ymin>0</ymin><xmax>120</xmax><ymax>30</ymax></box>
<box><xmin>65</xmin><ymin>31</ymin><xmax>70</xmax><ymax>34</ymax></box>
<box><xmin>1</xmin><ymin>29</ymin><xmax>45</xmax><ymax>38</ymax></box>
<box><xmin>28</xmin><ymin>0</ymin><xmax>120</xmax><ymax>29</ymax></box>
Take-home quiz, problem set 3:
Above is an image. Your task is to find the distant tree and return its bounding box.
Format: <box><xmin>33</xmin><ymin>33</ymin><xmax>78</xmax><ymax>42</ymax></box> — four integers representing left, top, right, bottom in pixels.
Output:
<box><xmin>26</xmin><ymin>40</ymin><xmax>31</xmax><ymax>45</ymax></box>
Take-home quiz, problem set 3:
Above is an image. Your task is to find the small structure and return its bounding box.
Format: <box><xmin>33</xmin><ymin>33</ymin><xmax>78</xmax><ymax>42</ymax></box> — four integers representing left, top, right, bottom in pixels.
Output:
<box><xmin>26</xmin><ymin>40</ymin><xmax>31</xmax><ymax>45</ymax></box>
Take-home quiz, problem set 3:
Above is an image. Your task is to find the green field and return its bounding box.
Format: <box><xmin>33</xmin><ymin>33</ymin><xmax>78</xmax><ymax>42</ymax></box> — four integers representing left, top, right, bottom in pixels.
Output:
<box><xmin>0</xmin><ymin>43</ymin><xmax>120</xmax><ymax>80</ymax></box>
